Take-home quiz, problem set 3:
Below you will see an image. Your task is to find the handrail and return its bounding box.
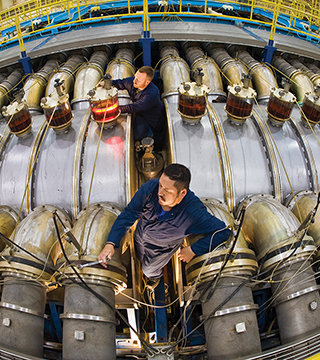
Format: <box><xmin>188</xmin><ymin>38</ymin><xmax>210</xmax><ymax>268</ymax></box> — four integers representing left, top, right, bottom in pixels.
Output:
<box><xmin>0</xmin><ymin>0</ymin><xmax>320</xmax><ymax>53</ymax></box>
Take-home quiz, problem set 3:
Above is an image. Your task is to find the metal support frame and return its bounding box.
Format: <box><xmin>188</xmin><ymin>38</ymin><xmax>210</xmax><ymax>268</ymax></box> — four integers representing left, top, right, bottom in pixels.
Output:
<box><xmin>154</xmin><ymin>278</ymin><xmax>167</xmax><ymax>343</ymax></box>
<box><xmin>263</xmin><ymin>40</ymin><xmax>277</xmax><ymax>65</ymax></box>
<box><xmin>139</xmin><ymin>31</ymin><xmax>154</xmax><ymax>66</ymax></box>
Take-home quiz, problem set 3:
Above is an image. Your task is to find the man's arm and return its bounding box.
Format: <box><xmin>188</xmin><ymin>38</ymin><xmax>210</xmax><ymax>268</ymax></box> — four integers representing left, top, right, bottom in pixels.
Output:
<box><xmin>187</xmin><ymin>203</ymin><xmax>231</xmax><ymax>256</ymax></box>
<box><xmin>119</xmin><ymin>86</ymin><xmax>160</xmax><ymax>114</ymax></box>
<box><xmin>112</xmin><ymin>77</ymin><xmax>134</xmax><ymax>92</ymax></box>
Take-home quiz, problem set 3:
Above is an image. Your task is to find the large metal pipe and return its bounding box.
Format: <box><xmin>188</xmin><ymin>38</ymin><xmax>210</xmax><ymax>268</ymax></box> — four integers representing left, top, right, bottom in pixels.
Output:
<box><xmin>289</xmin><ymin>58</ymin><xmax>320</xmax><ymax>88</ymax></box>
<box><xmin>72</xmin><ymin>47</ymin><xmax>112</xmax><ymax>110</ymax></box>
<box><xmin>236</xmin><ymin>50</ymin><xmax>278</xmax><ymax>103</ymax></box>
<box><xmin>206</xmin><ymin>45</ymin><xmax>251</xmax><ymax>87</ymax></box>
<box><xmin>238</xmin><ymin>194</ymin><xmax>320</xmax><ymax>344</ymax></box>
<box><xmin>0</xmin><ymin>205</ymin><xmax>71</xmax><ymax>357</ymax></box>
<box><xmin>0</xmin><ymin>206</ymin><xmax>19</xmax><ymax>252</ymax></box>
<box><xmin>22</xmin><ymin>59</ymin><xmax>60</xmax><ymax>113</ymax></box>
<box><xmin>286</xmin><ymin>190</ymin><xmax>320</xmax><ymax>258</ymax></box>
<box><xmin>160</xmin><ymin>43</ymin><xmax>190</xmax><ymax>99</ymax></box>
<box><xmin>272</xmin><ymin>56</ymin><xmax>314</xmax><ymax>104</ymax></box>
<box><xmin>106</xmin><ymin>45</ymin><xmax>135</xmax><ymax>80</ymax></box>
<box><xmin>185</xmin><ymin>199</ymin><xmax>260</xmax><ymax>360</ymax></box>
<box><xmin>0</xmin><ymin>68</ymin><xmax>24</xmax><ymax>111</ymax></box>
<box><xmin>45</xmin><ymin>54</ymin><xmax>85</xmax><ymax>97</ymax></box>
<box><xmin>57</xmin><ymin>203</ymin><xmax>127</xmax><ymax>360</ymax></box>
<box><xmin>183</xmin><ymin>42</ymin><xmax>226</xmax><ymax>101</ymax></box>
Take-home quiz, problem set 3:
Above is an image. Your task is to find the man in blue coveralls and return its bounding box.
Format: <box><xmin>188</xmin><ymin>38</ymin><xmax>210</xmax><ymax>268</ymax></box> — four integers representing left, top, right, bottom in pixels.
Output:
<box><xmin>98</xmin><ymin>163</ymin><xmax>231</xmax><ymax>289</ymax></box>
<box><xmin>112</xmin><ymin>66</ymin><xmax>165</xmax><ymax>151</ymax></box>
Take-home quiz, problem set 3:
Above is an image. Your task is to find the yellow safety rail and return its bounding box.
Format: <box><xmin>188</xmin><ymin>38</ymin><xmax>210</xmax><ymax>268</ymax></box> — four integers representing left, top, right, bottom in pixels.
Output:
<box><xmin>1</xmin><ymin>0</ymin><xmax>320</xmax><ymax>53</ymax></box>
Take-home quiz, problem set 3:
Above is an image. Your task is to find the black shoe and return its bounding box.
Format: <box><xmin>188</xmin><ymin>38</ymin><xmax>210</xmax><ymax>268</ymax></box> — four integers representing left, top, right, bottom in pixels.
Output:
<box><xmin>146</xmin><ymin>277</ymin><xmax>161</xmax><ymax>290</ymax></box>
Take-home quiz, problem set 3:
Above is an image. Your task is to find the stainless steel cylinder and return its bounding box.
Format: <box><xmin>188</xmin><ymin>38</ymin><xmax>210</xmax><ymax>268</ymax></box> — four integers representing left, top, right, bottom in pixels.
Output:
<box><xmin>270</xmin><ymin>258</ymin><xmax>320</xmax><ymax>344</ymax></box>
<box><xmin>106</xmin><ymin>47</ymin><xmax>135</xmax><ymax>81</ymax></box>
<box><xmin>58</xmin><ymin>203</ymin><xmax>127</xmax><ymax>360</ymax></box>
<box><xmin>0</xmin><ymin>69</ymin><xmax>24</xmax><ymax>111</ymax></box>
<box><xmin>61</xmin><ymin>282</ymin><xmax>116</xmax><ymax>360</ymax></box>
<box><xmin>160</xmin><ymin>45</ymin><xmax>190</xmax><ymax>98</ymax></box>
<box><xmin>201</xmin><ymin>273</ymin><xmax>261</xmax><ymax>360</ymax></box>
<box><xmin>237</xmin><ymin>50</ymin><xmax>277</xmax><ymax>103</ymax></box>
<box><xmin>0</xmin><ymin>276</ymin><xmax>46</xmax><ymax>357</ymax></box>
<box><xmin>23</xmin><ymin>59</ymin><xmax>59</xmax><ymax>112</ymax></box>
<box><xmin>0</xmin><ymin>205</ymin><xmax>19</xmax><ymax>252</ymax></box>
<box><xmin>286</xmin><ymin>190</ymin><xmax>320</xmax><ymax>256</ymax></box>
<box><xmin>45</xmin><ymin>55</ymin><xmax>84</xmax><ymax>97</ymax></box>
<box><xmin>72</xmin><ymin>51</ymin><xmax>109</xmax><ymax>109</ymax></box>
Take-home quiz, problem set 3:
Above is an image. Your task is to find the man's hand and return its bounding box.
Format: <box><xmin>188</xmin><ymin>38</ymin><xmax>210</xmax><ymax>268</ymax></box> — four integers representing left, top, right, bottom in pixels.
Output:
<box><xmin>97</xmin><ymin>244</ymin><xmax>115</xmax><ymax>268</ymax></box>
<box><xmin>178</xmin><ymin>246</ymin><xmax>195</xmax><ymax>263</ymax></box>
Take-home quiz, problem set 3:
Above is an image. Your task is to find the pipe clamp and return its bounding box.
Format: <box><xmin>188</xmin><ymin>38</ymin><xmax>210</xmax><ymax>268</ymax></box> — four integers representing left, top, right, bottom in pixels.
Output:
<box><xmin>60</xmin><ymin>312</ymin><xmax>118</xmax><ymax>325</ymax></box>
<box><xmin>0</xmin><ymin>301</ymin><xmax>44</xmax><ymax>318</ymax></box>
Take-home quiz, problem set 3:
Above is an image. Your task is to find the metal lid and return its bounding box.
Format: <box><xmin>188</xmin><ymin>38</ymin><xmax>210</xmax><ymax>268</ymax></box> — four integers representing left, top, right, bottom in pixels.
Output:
<box><xmin>304</xmin><ymin>92</ymin><xmax>320</xmax><ymax>106</ymax></box>
<box><xmin>227</xmin><ymin>83</ymin><xmax>256</xmax><ymax>99</ymax></box>
<box><xmin>88</xmin><ymin>86</ymin><xmax>118</xmax><ymax>102</ymax></box>
<box><xmin>2</xmin><ymin>100</ymin><xmax>27</xmax><ymax>117</ymax></box>
<box><xmin>178</xmin><ymin>81</ymin><xmax>209</xmax><ymax>97</ymax></box>
<box><xmin>271</xmin><ymin>87</ymin><xmax>296</xmax><ymax>103</ymax></box>
<box><xmin>40</xmin><ymin>91</ymin><xmax>69</xmax><ymax>109</ymax></box>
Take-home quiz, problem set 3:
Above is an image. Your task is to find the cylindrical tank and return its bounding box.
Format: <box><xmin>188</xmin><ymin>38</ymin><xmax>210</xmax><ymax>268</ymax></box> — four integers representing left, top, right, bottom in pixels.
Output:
<box><xmin>183</xmin><ymin>43</ymin><xmax>226</xmax><ymax>101</ymax></box>
<box><xmin>0</xmin><ymin>206</ymin><xmax>19</xmax><ymax>252</ymax></box>
<box><xmin>0</xmin><ymin>205</ymin><xmax>71</xmax><ymax>357</ymax></box>
<box><xmin>88</xmin><ymin>75</ymin><xmax>120</xmax><ymax>129</ymax></box>
<box><xmin>57</xmin><ymin>203</ymin><xmax>127</xmax><ymax>360</ymax></box>
<box><xmin>225</xmin><ymin>76</ymin><xmax>256</xmax><ymax>124</ymax></box>
<box><xmin>22</xmin><ymin>59</ymin><xmax>60</xmax><ymax>113</ymax></box>
<box><xmin>160</xmin><ymin>44</ymin><xmax>190</xmax><ymax>99</ymax></box>
<box><xmin>41</xmin><ymin>78</ymin><xmax>73</xmax><ymax>133</ymax></box>
<box><xmin>186</xmin><ymin>199</ymin><xmax>260</xmax><ymax>360</ymax></box>
<box><xmin>2</xmin><ymin>89</ymin><xmax>33</xmax><ymax>137</ymax></box>
<box><xmin>267</xmin><ymin>83</ymin><xmax>296</xmax><ymax>126</ymax></box>
<box><xmin>236</xmin><ymin>50</ymin><xmax>278</xmax><ymax>103</ymax></box>
<box><xmin>238</xmin><ymin>194</ymin><xmax>320</xmax><ymax>344</ymax></box>
<box><xmin>272</xmin><ymin>56</ymin><xmax>314</xmax><ymax>104</ymax></box>
<box><xmin>72</xmin><ymin>48</ymin><xmax>111</xmax><ymax>110</ymax></box>
<box><xmin>207</xmin><ymin>46</ymin><xmax>251</xmax><ymax>87</ymax></box>
<box><xmin>0</xmin><ymin>68</ymin><xmax>24</xmax><ymax>112</ymax></box>
<box><xmin>45</xmin><ymin>54</ymin><xmax>85</xmax><ymax>97</ymax></box>
<box><xmin>300</xmin><ymin>89</ymin><xmax>320</xmax><ymax>126</ymax></box>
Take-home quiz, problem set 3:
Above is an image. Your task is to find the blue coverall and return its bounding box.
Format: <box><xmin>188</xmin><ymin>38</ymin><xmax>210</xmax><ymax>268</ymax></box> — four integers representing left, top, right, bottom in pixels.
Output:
<box><xmin>106</xmin><ymin>179</ymin><xmax>231</xmax><ymax>279</ymax></box>
<box><xmin>112</xmin><ymin>77</ymin><xmax>165</xmax><ymax>150</ymax></box>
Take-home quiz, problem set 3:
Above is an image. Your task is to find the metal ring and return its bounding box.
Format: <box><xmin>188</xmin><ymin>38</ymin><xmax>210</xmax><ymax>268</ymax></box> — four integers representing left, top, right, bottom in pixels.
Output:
<box><xmin>200</xmin><ymin>304</ymin><xmax>259</xmax><ymax>320</ymax></box>
<box><xmin>59</xmin><ymin>312</ymin><xmax>118</xmax><ymax>325</ymax></box>
<box><xmin>275</xmin><ymin>285</ymin><xmax>320</xmax><ymax>306</ymax></box>
<box><xmin>0</xmin><ymin>301</ymin><xmax>44</xmax><ymax>318</ymax></box>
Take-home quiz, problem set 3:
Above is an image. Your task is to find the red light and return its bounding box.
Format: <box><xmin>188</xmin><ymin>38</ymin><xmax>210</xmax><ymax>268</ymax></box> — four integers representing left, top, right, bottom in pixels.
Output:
<box><xmin>92</xmin><ymin>102</ymin><xmax>118</xmax><ymax>114</ymax></box>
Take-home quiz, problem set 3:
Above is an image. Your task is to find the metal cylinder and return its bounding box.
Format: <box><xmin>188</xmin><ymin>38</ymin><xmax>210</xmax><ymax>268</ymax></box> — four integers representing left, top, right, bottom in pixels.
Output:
<box><xmin>58</xmin><ymin>203</ymin><xmax>127</xmax><ymax>360</ymax></box>
<box><xmin>272</xmin><ymin>56</ymin><xmax>314</xmax><ymax>104</ymax></box>
<box><xmin>0</xmin><ymin>68</ymin><xmax>24</xmax><ymax>111</ymax></box>
<box><xmin>0</xmin><ymin>206</ymin><xmax>19</xmax><ymax>252</ymax></box>
<box><xmin>201</xmin><ymin>273</ymin><xmax>261</xmax><ymax>360</ymax></box>
<box><xmin>207</xmin><ymin>46</ymin><xmax>250</xmax><ymax>87</ymax></box>
<box><xmin>185</xmin><ymin>199</ymin><xmax>260</xmax><ymax>359</ymax></box>
<box><xmin>238</xmin><ymin>194</ymin><xmax>320</xmax><ymax>344</ymax></box>
<box><xmin>184</xmin><ymin>43</ymin><xmax>225</xmax><ymax>99</ymax></box>
<box><xmin>0</xmin><ymin>205</ymin><xmax>71</xmax><ymax>357</ymax></box>
<box><xmin>0</xmin><ymin>277</ymin><xmax>46</xmax><ymax>357</ymax></box>
<box><xmin>106</xmin><ymin>46</ymin><xmax>135</xmax><ymax>81</ymax></box>
<box><xmin>286</xmin><ymin>191</ymin><xmax>320</xmax><ymax>256</ymax></box>
<box><xmin>237</xmin><ymin>50</ymin><xmax>277</xmax><ymax>103</ymax></box>
<box><xmin>270</xmin><ymin>259</ymin><xmax>320</xmax><ymax>344</ymax></box>
<box><xmin>22</xmin><ymin>59</ymin><xmax>60</xmax><ymax>112</ymax></box>
<box><xmin>61</xmin><ymin>283</ymin><xmax>116</xmax><ymax>360</ymax></box>
<box><xmin>160</xmin><ymin>45</ymin><xmax>190</xmax><ymax>98</ymax></box>
<box><xmin>72</xmin><ymin>50</ymin><xmax>110</xmax><ymax>110</ymax></box>
<box><xmin>45</xmin><ymin>54</ymin><xmax>85</xmax><ymax>97</ymax></box>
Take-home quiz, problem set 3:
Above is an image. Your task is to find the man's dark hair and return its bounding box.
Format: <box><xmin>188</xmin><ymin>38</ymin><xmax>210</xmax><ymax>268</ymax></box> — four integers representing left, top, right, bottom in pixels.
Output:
<box><xmin>138</xmin><ymin>66</ymin><xmax>154</xmax><ymax>81</ymax></box>
<box><xmin>163</xmin><ymin>163</ymin><xmax>191</xmax><ymax>191</ymax></box>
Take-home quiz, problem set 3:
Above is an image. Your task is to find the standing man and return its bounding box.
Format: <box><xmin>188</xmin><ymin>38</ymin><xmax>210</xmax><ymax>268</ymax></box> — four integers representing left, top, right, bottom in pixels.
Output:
<box><xmin>98</xmin><ymin>163</ymin><xmax>231</xmax><ymax>289</ymax></box>
<box><xmin>112</xmin><ymin>66</ymin><xmax>165</xmax><ymax>151</ymax></box>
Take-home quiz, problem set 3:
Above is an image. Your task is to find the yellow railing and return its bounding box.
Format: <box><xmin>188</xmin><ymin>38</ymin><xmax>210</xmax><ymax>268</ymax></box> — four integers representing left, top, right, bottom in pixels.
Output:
<box><xmin>1</xmin><ymin>0</ymin><xmax>320</xmax><ymax>51</ymax></box>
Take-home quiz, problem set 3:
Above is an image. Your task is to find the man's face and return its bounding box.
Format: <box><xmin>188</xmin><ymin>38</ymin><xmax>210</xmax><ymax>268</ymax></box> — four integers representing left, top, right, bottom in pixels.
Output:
<box><xmin>133</xmin><ymin>71</ymin><xmax>150</xmax><ymax>90</ymax></box>
<box><xmin>158</xmin><ymin>174</ymin><xmax>187</xmax><ymax>210</ymax></box>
